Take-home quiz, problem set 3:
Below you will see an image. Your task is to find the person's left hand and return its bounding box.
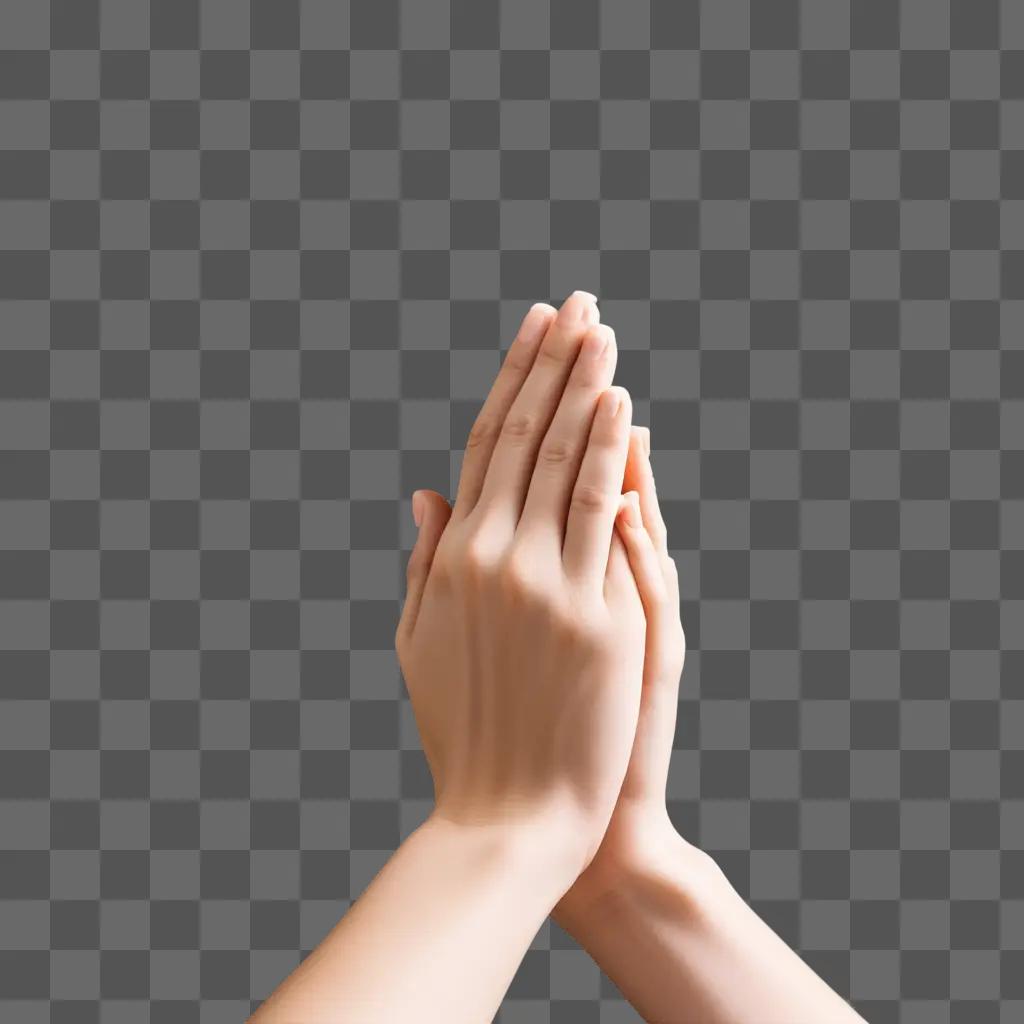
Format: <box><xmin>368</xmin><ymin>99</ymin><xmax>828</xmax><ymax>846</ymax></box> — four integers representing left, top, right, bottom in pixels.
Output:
<box><xmin>554</xmin><ymin>423</ymin><xmax>690</xmax><ymax>919</ymax></box>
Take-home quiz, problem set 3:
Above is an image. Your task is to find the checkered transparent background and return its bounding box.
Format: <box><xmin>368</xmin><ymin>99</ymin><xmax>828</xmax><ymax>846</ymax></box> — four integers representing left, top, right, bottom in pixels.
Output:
<box><xmin>1</xmin><ymin>1</ymin><xmax>1023</xmax><ymax>1021</ymax></box>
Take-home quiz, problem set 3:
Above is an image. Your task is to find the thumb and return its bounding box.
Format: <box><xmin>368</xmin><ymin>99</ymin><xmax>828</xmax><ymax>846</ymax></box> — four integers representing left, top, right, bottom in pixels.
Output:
<box><xmin>397</xmin><ymin>489</ymin><xmax>452</xmax><ymax>643</ymax></box>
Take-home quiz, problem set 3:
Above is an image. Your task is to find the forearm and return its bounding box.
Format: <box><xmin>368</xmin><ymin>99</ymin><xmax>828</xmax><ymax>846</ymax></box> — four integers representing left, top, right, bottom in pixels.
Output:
<box><xmin>250</xmin><ymin>812</ymin><xmax>580</xmax><ymax>1024</ymax></box>
<box><xmin>557</xmin><ymin>833</ymin><xmax>866</xmax><ymax>1024</ymax></box>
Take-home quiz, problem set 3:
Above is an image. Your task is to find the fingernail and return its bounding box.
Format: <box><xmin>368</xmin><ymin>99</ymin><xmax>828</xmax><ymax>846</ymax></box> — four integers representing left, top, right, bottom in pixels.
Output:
<box><xmin>602</xmin><ymin>388</ymin><xmax>621</xmax><ymax>418</ymax></box>
<box><xmin>623</xmin><ymin>491</ymin><xmax>642</xmax><ymax>528</ymax></box>
<box><xmin>574</xmin><ymin>289</ymin><xmax>598</xmax><ymax>303</ymax></box>
<box><xmin>558</xmin><ymin>295</ymin><xmax>583</xmax><ymax>324</ymax></box>
<box><xmin>583</xmin><ymin>329</ymin><xmax>606</xmax><ymax>360</ymax></box>
<box><xmin>641</xmin><ymin>426</ymin><xmax>651</xmax><ymax>457</ymax></box>
<box><xmin>600</xmin><ymin>324</ymin><xmax>614</xmax><ymax>356</ymax></box>
<box><xmin>559</xmin><ymin>290</ymin><xmax>597</xmax><ymax>325</ymax></box>
<box><xmin>412</xmin><ymin>492</ymin><xmax>423</xmax><ymax>528</ymax></box>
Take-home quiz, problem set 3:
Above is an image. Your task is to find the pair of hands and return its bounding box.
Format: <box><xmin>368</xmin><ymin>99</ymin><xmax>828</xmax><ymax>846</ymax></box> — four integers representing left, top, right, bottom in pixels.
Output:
<box><xmin>395</xmin><ymin>290</ymin><xmax>687</xmax><ymax>900</ymax></box>
<box><xmin>253</xmin><ymin>290</ymin><xmax>869</xmax><ymax>1024</ymax></box>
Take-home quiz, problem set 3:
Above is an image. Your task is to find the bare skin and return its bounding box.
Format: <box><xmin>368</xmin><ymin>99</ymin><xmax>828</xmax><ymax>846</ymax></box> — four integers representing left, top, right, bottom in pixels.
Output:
<box><xmin>555</xmin><ymin>427</ymin><xmax>868</xmax><ymax>1024</ymax></box>
<box><xmin>250</xmin><ymin>291</ymin><xmax>648</xmax><ymax>1023</ymax></box>
<box><xmin>250</xmin><ymin>293</ymin><xmax>867</xmax><ymax>1024</ymax></box>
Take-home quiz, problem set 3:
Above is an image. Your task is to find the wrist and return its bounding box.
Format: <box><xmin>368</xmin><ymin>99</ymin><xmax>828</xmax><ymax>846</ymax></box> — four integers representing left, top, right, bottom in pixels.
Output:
<box><xmin>555</xmin><ymin>817</ymin><xmax>723</xmax><ymax>931</ymax></box>
<box><xmin>422</xmin><ymin>802</ymin><xmax>591</xmax><ymax>898</ymax></box>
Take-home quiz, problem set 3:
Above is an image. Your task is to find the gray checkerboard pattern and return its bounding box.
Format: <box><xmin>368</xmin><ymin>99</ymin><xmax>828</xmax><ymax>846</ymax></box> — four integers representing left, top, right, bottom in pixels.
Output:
<box><xmin>1</xmin><ymin>1</ymin><xmax>1022</xmax><ymax>1021</ymax></box>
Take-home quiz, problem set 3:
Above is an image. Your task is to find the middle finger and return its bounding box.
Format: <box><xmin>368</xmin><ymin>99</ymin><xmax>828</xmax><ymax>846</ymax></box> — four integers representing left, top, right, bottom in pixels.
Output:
<box><xmin>516</xmin><ymin>322</ymin><xmax>618</xmax><ymax>546</ymax></box>
<box><xmin>472</xmin><ymin>290</ymin><xmax>599</xmax><ymax>528</ymax></box>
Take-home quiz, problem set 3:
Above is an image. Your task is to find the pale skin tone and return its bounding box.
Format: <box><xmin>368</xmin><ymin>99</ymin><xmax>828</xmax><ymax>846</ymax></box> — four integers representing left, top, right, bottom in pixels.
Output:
<box><xmin>249</xmin><ymin>292</ymin><xmax>867</xmax><ymax>1024</ymax></box>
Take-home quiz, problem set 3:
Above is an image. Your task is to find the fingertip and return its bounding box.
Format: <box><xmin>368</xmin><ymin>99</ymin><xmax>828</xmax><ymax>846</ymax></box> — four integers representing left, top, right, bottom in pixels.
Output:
<box><xmin>599</xmin><ymin>385</ymin><xmax>631</xmax><ymax>420</ymax></box>
<box><xmin>412</xmin><ymin>489</ymin><xmax>453</xmax><ymax>532</ymax></box>
<box><xmin>558</xmin><ymin>290</ymin><xmax>598</xmax><ymax>326</ymax></box>
<box><xmin>623</xmin><ymin>490</ymin><xmax>642</xmax><ymax>529</ymax></box>
<box><xmin>518</xmin><ymin>303</ymin><xmax>556</xmax><ymax>349</ymax></box>
<box><xmin>579</xmin><ymin>326</ymin><xmax>604</xmax><ymax>359</ymax></box>
<box><xmin>628</xmin><ymin>424</ymin><xmax>646</xmax><ymax>456</ymax></box>
<box><xmin>596</xmin><ymin>322</ymin><xmax>615</xmax><ymax>352</ymax></box>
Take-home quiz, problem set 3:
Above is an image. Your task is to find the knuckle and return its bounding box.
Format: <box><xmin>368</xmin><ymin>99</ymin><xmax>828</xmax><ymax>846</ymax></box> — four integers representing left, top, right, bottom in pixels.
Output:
<box><xmin>535</xmin><ymin>341</ymin><xmax>565</xmax><ymax>368</ymax></box>
<box><xmin>537</xmin><ymin>436</ymin><xmax>575</xmax><ymax>468</ymax></box>
<box><xmin>647</xmin><ymin>572</ymin><xmax>670</xmax><ymax>605</ymax></box>
<box><xmin>501</xmin><ymin>409</ymin><xmax>539</xmax><ymax>443</ymax></box>
<box><xmin>571</xmin><ymin>483</ymin><xmax>611</xmax><ymax>517</ymax></box>
<box><xmin>504</xmin><ymin>344</ymin><xmax>535</xmax><ymax>376</ymax></box>
<box><xmin>466</xmin><ymin>415</ymin><xmax>498</xmax><ymax>451</ymax></box>
<box><xmin>460</xmin><ymin>531</ymin><xmax>501</xmax><ymax>577</ymax></box>
<box><xmin>591</xmin><ymin>424</ymin><xmax>622</xmax><ymax>450</ymax></box>
<box><xmin>502</xmin><ymin>549</ymin><xmax>542</xmax><ymax>598</ymax></box>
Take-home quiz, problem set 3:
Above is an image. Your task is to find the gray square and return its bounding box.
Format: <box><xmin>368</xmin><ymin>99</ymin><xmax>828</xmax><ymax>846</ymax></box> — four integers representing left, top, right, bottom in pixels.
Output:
<box><xmin>0</xmin><ymin>1</ymin><xmax>1014</xmax><ymax>1018</ymax></box>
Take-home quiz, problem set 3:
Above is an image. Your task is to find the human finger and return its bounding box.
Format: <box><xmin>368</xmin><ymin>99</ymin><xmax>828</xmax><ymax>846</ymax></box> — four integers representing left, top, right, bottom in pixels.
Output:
<box><xmin>473</xmin><ymin>290</ymin><xmax>599</xmax><ymax>528</ymax></box>
<box><xmin>451</xmin><ymin>302</ymin><xmax>557</xmax><ymax>519</ymax></box>
<box><xmin>516</xmin><ymin>323</ymin><xmax>618</xmax><ymax>546</ymax></box>
<box><xmin>562</xmin><ymin>385</ymin><xmax>632</xmax><ymax>586</ymax></box>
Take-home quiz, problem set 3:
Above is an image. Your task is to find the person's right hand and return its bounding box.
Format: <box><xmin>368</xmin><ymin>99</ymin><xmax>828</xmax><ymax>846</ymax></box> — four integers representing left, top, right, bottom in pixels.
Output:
<box><xmin>395</xmin><ymin>292</ymin><xmax>647</xmax><ymax>874</ymax></box>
